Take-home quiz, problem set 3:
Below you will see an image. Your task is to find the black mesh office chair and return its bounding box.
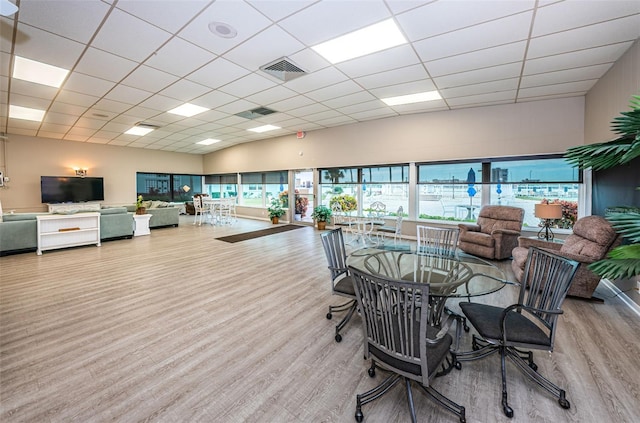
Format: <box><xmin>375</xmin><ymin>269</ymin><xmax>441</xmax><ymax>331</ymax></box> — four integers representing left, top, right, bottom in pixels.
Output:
<box><xmin>457</xmin><ymin>247</ymin><xmax>579</xmax><ymax>418</ymax></box>
<box><xmin>320</xmin><ymin>227</ymin><xmax>357</xmax><ymax>342</ymax></box>
<box><xmin>349</xmin><ymin>266</ymin><xmax>466</xmax><ymax>423</ymax></box>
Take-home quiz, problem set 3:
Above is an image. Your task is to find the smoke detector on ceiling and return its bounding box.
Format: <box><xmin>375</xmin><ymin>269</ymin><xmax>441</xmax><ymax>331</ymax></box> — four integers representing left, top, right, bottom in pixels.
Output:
<box><xmin>208</xmin><ymin>21</ymin><xmax>237</xmax><ymax>39</ymax></box>
<box><xmin>260</xmin><ymin>57</ymin><xmax>307</xmax><ymax>82</ymax></box>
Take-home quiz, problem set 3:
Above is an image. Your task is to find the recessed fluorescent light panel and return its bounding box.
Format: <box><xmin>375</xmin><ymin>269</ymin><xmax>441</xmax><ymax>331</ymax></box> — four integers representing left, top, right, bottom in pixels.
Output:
<box><xmin>9</xmin><ymin>105</ymin><xmax>46</xmax><ymax>121</ymax></box>
<box><xmin>125</xmin><ymin>126</ymin><xmax>154</xmax><ymax>136</ymax></box>
<box><xmin>247</xmin><ymin>125</ymin><xmax>281</xmax><ymax>133</ymax></box>
<box><xmin>12</xmin><ymin>56</ymin><xmax>70</xmax><ymax>88</ymax></box>
<box><xmin>167</xmin><ymin>103</ymin><xmax>209</xmax><ymax>117</ymax></box>
<box><xmin>196</xmin><ymin>138</ymin><xmax>221</xmax><ymax>145</ymax></box>
<box><xmin>381</xmin><ymin>91</ymin><xmax>442</xmax><ymax>106</ymax></box>
<box><xmin>312</xmin><ymin>19</ymin><xmax>407</xmax><ymax>64</ymax></box>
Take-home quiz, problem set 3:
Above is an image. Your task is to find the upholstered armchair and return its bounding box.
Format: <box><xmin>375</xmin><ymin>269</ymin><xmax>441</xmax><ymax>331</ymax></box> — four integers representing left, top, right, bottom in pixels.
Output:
<box><xmin>511</xmin><ymin>215</ymin><xmax>621</xmax><ymax>300</ymax></box>
<box><xmin>458</xmin><ymin>205</ymin><xmax>525</xmax><ymax>260</ymax></box>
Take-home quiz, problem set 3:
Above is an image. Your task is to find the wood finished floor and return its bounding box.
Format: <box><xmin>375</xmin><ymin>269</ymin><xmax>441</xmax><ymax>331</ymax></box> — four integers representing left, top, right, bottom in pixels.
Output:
<box><xmin>1</xmin><ymin>216</ymin><xmax>639</xmax><ymax>423</ymax></box>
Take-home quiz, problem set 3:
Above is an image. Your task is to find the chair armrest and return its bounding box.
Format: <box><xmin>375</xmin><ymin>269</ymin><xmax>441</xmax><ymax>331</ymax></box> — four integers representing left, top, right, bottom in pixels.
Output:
<box><xmin>491</xmin><ymin>228</ymin><xmax>520</xmax><ymax>236</ymax></box>
<box><xmin>459</xmin><ymin>223</ymin><xmax>480</xmax><ymax>233</ymax></box>
<box><xmin>500</xmin><ymin>304</ymin><xmax>563</xmax><ymax>338</ymax></box>
<box><xmin>542</xmin><ymin>248</ymin><xmax>597</xmax><ymax>264</ymax></box>
<box><xmin>517</xmin><ymin>236</ymin><xmax>562</xmax><ymax>251</ymax></box>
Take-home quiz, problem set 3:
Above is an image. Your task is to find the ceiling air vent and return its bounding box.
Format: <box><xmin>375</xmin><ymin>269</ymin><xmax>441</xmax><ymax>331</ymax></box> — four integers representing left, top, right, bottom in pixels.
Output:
<box><xmin>135</xmin><ymin>122</ymin><xmax>162</xmax><ymax>130</ymax></box>
<box><xmin>260</xmin><ymin>57</ymin><xmax>307</xmax><ymax>82</ymax></box>
<box><xmin>235</xmin><ymin>107</ymin><xmax>277</xmax><ymax>120</ymax></box>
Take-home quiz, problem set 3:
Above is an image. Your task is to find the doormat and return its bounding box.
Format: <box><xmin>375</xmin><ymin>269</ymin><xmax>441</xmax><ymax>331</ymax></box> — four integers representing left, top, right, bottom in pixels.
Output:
<box><xmin>215</xmin><ymin>224</ymin><xmax>305</xmax><ymax>243</ymax></box>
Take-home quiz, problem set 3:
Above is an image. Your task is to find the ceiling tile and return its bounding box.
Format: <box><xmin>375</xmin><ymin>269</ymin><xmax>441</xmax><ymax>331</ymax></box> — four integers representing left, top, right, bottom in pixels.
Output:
<box><xmin>518</xmin><ymin>80</ymin><xmax>596</xmax><ymax>99</ymax></box>
<box><xmin>186</xmin><ymin>58</ymin><xmax>251</xmax><ymax>89</ymax></box>
<box><xmin>279</xmin><ymin>0</ymin><xmax>391</xmax><ymax>45</ymax></box>
<box><xmin>121</xmin><ymin>65</ymin><xmax>179</xmax><ymax>93</ymax></box>
<box><xmin>104</xmin><ymin>85</ymin><xmax>152</xmax><ymax>105</ymax></box>
<box><xmin>218</xmin><ymin>73</ymin><xmax>278</xmax><ymax>98</ymax></box>
<box><xmin>64</xmin><ymin>73</ymin><xmax>116</xmax><ymax>98</ymax></box>
<box><xmin>159</xmin><ymin>79</ymin><xmax>211</xmax><ymax>101</ymax></box>
<box><xmin>532</xmin><ymin>0</ymin><xmax>640</xmax><ymax>37</ymax></box>
<box><xmin>92</xmin><ymin>8</ymin><xmax>172</xmax><ymax>62</ymax></box>
<box><xmin>284</xmin><ymin>66</ymin><xmax>348</xmax><ymax>94</ymax></box>
<box><xmin>434</xmin><ymin>63</ymin><xmax>522</xmax><ymax>89</ymax></box>
<box><xmin>305</xmin><ymin>80</ymin><xmax>364</xmax><ymax>102</ymax></box>
<box><xmin>74</xmin><ymin>48</ymin><xmax>139</xmax><ymax>83</ymax></box>
<box><xmin>441</xmin><ymin>78</ymin><xmax>519</xmax><ymax>98</ymax></box>
<box><xmin>12</xmin><ymin>25</ymin><xmax>85</xmax><ymax>69</ymax></box>
<box><xmin>244</xmin><ymin>85</ymin><xmax>298</xmax><ymax>106</ymax></box>
<box><xmin>412</xmin><ymin>12</ymin><xmax>533</xmax><ymax>62</ymax></box>
<box><xmin>523</xmin><ymin>42</ymin><xmax>634</xmax><ymax>75</ymax></box>
<box><xmin>248</xmin><ymin>0</ymin><xmax>316</xmax><ymax>21</ymax></box>
<box><xmin>145</xmin><ymin>37</ymin><xmax>215</xmax><ymax>78</ymax></box>
<box><xmin>527</xmin><ymin>15</ymin><xmax>640</xmax><ymax>59</ymax></box>
<box><xmin>369</xmin><ymin>79</ymin><xmax>438</xmax><ymax>99</ymax></box>
<box><xmin>323</xmin><ymin>91</ymin><xmax>377</xmax><ymax>109</ymax></box>
<box><xmin>397</xmin><ymin>0</ymin><xmax>535</xmax><ymax>41</ymax></box>
<box><xmin>355</xmin><ymin>64</ymin><xmax>430</xmax><ymax>90</ymax></box>
<box><xmin>16</xmin><ymin>0</ymin><xmax>110</xmax><ymax>44</ymax></box>
<box><xmin>178</xmin><ymin>1</ymin><xmax>272</xmax><ymax>55</ymax></box>
<box><xmin>224</xmin><ymin>25</ymin><xmax>306</xmax><ymax>71</ymax></box>
<box><xmin>336</xmin><ymin>45</ymin><xmax>421</xmax><ymax>78</ymax></box>
<box><xmin>521</xmin><ymin>63</ymin><xmax>613</xmax><ymax>88</ymax></box>
<box><xmin>426</xmin><ymin>41</ymin><xmax>527</xmax><ymax>77</ymax></box>
<box><xmin>116</xmin><ymin>0</ymin><xmax>210</xmax><ymax>33</ymax></box>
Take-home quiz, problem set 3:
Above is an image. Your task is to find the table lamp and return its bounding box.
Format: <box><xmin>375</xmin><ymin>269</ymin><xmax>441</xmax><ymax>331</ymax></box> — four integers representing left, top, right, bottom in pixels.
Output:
<box><xmin>534</xmin><ymin>203</ymin><xmax>563</xmax><ymax>241</ymax></box>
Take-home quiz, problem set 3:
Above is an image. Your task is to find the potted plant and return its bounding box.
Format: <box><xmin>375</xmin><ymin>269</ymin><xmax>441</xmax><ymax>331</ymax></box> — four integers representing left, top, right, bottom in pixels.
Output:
<box><xmin>136</xmin><ymin>195</ymin><xmax>146</xmax><ymax>215</ymax></box>
<box><xmin>295</xmin><ymin>194</ymin><xmax>309</xmax><ymax>220</ymax></box>
<box><xmin>329</xmin><ymin>194</ymin><xmax>357</xmax><ymax>214</ymax></box>
<box><xmin>564</xmin><ymin>94</ymin><xmax>640</xmax><ymax>280</ymax></box>
<box><xmin>311</xmin><ymin>205</ymin><xmax>332</xmax><ymax>230</ymax></box>
<box><xmin>267</xmin><ymin>199</ymin><xmax>286</xmax><ymax>224</ymax></box>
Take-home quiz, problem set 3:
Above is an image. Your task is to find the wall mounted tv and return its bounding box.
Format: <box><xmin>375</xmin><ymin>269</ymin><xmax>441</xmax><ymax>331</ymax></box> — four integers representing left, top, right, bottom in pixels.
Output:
<box><xmin>41</xmin><ymin>176</ymin><xmax>105</xmax><ymax>204</ymax></box>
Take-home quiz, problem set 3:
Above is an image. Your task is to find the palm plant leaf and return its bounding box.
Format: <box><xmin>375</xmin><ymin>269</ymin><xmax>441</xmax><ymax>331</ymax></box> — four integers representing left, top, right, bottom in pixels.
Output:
<box><xmin>566</xmin><ymin>94</ymin><xmax>640</xmax><ymax>279</ymax></box>
<box><xmin>605</xmin><ymin>211</ymin><xmax>640</xmax><ymax>243</ymax></box>
<box><xmin>564</xmin><ymin>95</ymin><xmax>640</xmax><ymax>171</ymax></box>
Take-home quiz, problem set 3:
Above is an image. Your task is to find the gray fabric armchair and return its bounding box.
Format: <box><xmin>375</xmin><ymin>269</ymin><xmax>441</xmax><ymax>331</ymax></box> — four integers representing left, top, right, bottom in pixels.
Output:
<box><xmin>511</xmin><ymin>215</ymin><xmax>621</xmax><ymax>300</ymax></box>
<box><xmin>458</xmin><ymin>205</ymin><xmax>525</xmax><ymax>260</ymax></box>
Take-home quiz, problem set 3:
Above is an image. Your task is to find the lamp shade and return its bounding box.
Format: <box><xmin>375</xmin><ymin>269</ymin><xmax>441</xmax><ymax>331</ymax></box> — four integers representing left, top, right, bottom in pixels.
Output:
<box><xmin>534</xmin><ymin>203</ymin><xmax>563</xmax><ymax>219</ymax></box>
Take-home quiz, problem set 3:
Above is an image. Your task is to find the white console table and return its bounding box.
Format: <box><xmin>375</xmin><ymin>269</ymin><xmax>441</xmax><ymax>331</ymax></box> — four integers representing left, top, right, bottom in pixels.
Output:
<box><xmin>36</xmin><ymin>212</ymin><xmax>101</xmax><ymax>255</ymax></box>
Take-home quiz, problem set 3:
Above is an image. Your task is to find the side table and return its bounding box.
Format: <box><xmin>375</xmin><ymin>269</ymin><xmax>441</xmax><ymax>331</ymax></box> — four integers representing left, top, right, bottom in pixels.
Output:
<box><xmin>133</xmin><ymin>214</ymin><xmax>152</xmax><ymax>236</ymax></box>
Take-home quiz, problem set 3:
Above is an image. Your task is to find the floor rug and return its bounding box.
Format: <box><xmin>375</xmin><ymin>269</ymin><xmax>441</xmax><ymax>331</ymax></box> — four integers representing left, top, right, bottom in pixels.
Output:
<box><xmin>215</xmin><ymin>224</ymin><xmax>306</xmax><ymax>243</ymax></box>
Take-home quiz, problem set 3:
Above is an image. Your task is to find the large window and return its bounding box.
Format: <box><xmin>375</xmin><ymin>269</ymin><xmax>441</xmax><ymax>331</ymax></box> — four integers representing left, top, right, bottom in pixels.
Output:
<box><xmin>417</xmin><ymin>162</ymin><xmax>483</xmax><ymax>221</ymax></box>
<box><xmin>204</xmin><ymin>174</ymin><xmax>238</xmax><ymax>199</ymax></box>
<box><xmin>417</xmin><ymin>156</ymin><xmax>580</xmax><ymax>226</ymax></box>
<box><xmin>319</xmin><ymin>165</ymin><xmax>409</xmax><ymax>216</ymax></box>
<box><xmin>240</xmin><ymin>171</ymin><xmax>288</xmax><ymax>207</ymax></box>
<box><xmin>136</xmin><ymin>173</ymin><xmax>202</xmax><ymax>202</ymax></box>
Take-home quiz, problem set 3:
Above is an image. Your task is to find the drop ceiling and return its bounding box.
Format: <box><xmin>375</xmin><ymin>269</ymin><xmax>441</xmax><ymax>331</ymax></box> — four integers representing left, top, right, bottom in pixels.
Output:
<box><xmin>1</xmin><ymin>0</ymin><xmax>638</xmax><ymax>154</ymax></box>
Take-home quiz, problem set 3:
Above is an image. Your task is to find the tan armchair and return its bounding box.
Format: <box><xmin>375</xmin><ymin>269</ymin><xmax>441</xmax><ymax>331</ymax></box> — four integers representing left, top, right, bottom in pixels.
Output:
<box><xmin>458</xmin><ymin>205</ymin><xmax>525</xmax><ymax>260</ymax></box>
<box><xmin>511</xmin><ymin>215</ymin><xmax>621</xmax><ymax>300</ymax></box>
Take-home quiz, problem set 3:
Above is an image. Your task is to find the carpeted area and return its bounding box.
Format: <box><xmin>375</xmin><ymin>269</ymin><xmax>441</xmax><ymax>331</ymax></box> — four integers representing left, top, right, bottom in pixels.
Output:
<box><xmin>215</xmin><ymin>224</ymin><xmax>306</xmax><ymax>243</ymax></box>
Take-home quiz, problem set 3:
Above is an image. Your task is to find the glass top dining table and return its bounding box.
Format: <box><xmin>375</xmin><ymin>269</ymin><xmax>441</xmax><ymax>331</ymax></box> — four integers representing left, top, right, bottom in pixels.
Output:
<box><xmin>347</xmin><ymin>246</ymin><xmax>514</xmax><ymax>328</ymax></box>
<box><xmin>347</xmin><ymin>247</ymin><xmax>510</xmax><ymax>299</ymax></box>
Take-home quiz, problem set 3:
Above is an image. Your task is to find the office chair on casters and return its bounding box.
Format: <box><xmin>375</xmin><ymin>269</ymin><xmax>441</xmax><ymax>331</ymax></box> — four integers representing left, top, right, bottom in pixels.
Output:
<box><xmin>349</xmin><ymin>266</ymin><xmax>466</xmax><ymax>423</ymax></box>
<box><xmin>457</xmin><ymin>247</ymin><xmax>579</xmax><ymax>418</ymax></box>
<box><xmin>320</xmin><ymin>227</ymin><xmax>357</xmax><ymax>343</ymax></box>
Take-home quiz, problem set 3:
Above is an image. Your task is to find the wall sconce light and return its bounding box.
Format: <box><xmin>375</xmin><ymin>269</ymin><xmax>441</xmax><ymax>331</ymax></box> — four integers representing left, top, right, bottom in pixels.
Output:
<box><xmin>534</xmin><ymin>203</ymin><xmax>563</xmax><ymax>241</ymax></box>
<box><xmin>74</xmin><ymin>168</ymin><xmax>88</xmax><ymax>177</ymax></box>
<box><xmin>182</xmin><ymin>185</ymin><xmax>191</xmax><ymax>193</ymax></box>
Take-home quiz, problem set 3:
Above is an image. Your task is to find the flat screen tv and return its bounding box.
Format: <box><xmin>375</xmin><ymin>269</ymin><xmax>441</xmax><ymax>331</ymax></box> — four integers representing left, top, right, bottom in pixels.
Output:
<box><xmin>41</xmin><ymin>176</ymin><xmax>105</xmax><ymax>204</ymax></box>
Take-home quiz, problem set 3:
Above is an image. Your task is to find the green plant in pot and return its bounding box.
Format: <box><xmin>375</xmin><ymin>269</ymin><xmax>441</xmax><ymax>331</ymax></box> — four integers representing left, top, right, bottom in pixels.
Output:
<box><xmin>311</xmin><ymin>205</ymin><xmax>332</xmax><ymax>230</ymax></box>
<box><xmin>267</xmin><ymin>199</ymin><xmax>286</xmax><ymax>224</ymax></box>
<box><xmin>564</xmin><ymin>94</ymin><xmax>640</xmax><ymax>280</ymax></box>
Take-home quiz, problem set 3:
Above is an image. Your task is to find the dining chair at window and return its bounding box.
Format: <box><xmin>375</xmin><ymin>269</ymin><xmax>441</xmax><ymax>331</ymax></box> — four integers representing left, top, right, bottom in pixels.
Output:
<box><xmin>457</xmin><ymin>247</ymin><xmax>579</xmax><ymax>418</ymax></box>
<box><xmin>416</xmin><ymin>225</ymin><xmax>460</xmax><ymax>256</ymax></box>
<box><xmin>375</xmin><ymin>206</ymin><xmax>403</xmax><ymax>245</ymax></box>
<box><xmin>349</xmin><ymin>266</ymin><xmax>466</xmax><ymax>423</ymax></box>
<box><xmin>367</xmin><ymin>201</ymin><xmax>386</xmax><ymax>220</ymax></box>
<box><xmin>320</xmin><ymin>227</ymin><xmax>357</xmax><ymax>343</ymax></box>
<box><xmin>192</xmin><ymin>195</ymin><xmax>206</xmax><ymax>226</ymax></box>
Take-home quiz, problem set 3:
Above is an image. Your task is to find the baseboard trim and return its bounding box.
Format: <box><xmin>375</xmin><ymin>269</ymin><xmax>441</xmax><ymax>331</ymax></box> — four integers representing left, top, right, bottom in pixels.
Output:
<box><xmin>601</xmin><ymin>279</ymin><xmax>640</xmax><ymax>318</ymax></box>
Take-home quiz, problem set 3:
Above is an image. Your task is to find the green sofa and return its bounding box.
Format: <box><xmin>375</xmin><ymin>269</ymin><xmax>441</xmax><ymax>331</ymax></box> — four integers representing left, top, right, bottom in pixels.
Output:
<box><xmin>124</xmin><ymin>205</ymin><xmax>179</xmax><ymax>228</ymax></box>
<box><xmin>0</xmin><ymin>208</ymin><xmax>135</xmax><ymax>256</ymax></box>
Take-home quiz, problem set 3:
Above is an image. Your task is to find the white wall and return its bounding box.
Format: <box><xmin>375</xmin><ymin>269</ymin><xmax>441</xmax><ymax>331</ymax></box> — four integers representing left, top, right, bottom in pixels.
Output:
<box><xmin>585</xmin><ymin>39</ymin><xmax>640</xmax><ymax>144</ymax></box>
<box><xmin>203</xmin><ymin>97</ymin><xmax>585</xmax><ymax>173</ymax></box>
<box><xmin>0</xmin><ymin>136</ymin><xmax>203</xmax><ymax>212</ymax></box>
